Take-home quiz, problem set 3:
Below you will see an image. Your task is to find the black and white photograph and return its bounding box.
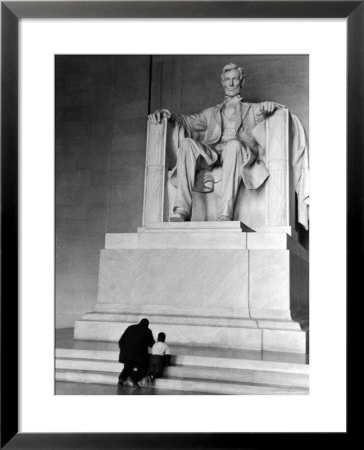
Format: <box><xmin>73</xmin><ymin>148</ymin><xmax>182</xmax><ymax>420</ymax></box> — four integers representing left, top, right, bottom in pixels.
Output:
<box><xmin>2</xmin><ymin>0</ymin><xmax>355</xmax><ymax>443</ymax></box>
<box><xmin>55</xmin><ymin>54</ymin><xmax>310</xmax><ymax>395</ymax></box>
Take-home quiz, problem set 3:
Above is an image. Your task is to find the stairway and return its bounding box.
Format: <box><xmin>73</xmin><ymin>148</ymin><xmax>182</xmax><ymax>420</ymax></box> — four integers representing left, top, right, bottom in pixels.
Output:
<box><xmin>56</xmin><ymin>344</ymin><xmax>309</xmax><ymax>395</ymax></box>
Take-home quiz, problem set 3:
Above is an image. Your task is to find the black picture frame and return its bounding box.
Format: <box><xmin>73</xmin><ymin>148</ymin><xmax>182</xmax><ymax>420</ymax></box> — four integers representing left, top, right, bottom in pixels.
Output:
<box><xmin>1</xmin><ymin>1</ymin><xmax>359</xmax><ymax>448</ymax></box>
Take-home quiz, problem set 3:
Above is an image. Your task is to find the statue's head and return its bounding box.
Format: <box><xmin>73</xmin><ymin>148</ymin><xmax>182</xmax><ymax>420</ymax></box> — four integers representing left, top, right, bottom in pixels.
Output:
<box><xmin>220</xmin><ymin>63</ymin><xmax>246</xmax><ymax>97</ymax></box>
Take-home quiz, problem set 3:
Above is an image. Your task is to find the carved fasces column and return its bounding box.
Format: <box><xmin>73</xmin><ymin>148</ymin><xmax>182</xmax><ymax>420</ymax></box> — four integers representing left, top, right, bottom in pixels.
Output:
<box><xmin>264</xmin><ymin>108</ymin><xmax>295</xmax><ymax>227</ymax></box>
<box><xmin>142</xmin><ymin>117</ymin><xmax>168</xmax><ymax>225</ymax></box>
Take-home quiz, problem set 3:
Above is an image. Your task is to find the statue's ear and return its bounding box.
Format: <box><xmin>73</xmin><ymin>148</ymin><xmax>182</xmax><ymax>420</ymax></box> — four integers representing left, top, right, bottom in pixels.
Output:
<box><xmin>240</xmin><ymin>78</ymin><xmax>246</xmax><ymax>89</ymax></box>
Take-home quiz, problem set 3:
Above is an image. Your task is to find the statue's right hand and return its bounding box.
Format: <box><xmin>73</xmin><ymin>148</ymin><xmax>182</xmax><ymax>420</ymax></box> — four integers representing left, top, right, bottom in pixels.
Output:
<box><xmin>148</xmin><ymin>109</ymin><xmax>171</xmax><ymax>125</ymax></box>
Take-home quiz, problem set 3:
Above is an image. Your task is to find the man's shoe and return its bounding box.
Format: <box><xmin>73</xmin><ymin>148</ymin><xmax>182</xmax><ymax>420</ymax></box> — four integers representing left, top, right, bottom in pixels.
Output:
<box><xmin>133</xmin><ymin>381</ymin><xmax>141</xmax><ymax>389</ymax></box>
<box><xmin>117</xmin><ymin>381</ymin><xmax>124</xmax><ymax>387</ymax></box>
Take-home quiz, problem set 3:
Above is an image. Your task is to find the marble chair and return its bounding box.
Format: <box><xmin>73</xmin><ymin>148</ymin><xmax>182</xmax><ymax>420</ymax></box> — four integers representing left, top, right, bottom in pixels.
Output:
<box><xmin>143</xmin><ymin>108</ymin><xmax>308</xmax><ymax>235</ymax></box>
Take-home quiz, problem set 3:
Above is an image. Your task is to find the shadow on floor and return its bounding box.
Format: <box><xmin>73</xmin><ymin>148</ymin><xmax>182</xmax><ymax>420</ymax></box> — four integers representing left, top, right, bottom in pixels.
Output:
<box><xmin>56</xmin><ymin>381</ymin><xmax>206</xmax><ymax>395</ymax></box>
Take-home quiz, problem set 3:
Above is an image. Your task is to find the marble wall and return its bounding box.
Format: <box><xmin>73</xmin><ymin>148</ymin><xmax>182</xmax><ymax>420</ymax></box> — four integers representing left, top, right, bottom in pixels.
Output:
<box><xmin>56</xmin><ymin>56</ymin><xmax>150</xmax><ymax>327</ymax></box>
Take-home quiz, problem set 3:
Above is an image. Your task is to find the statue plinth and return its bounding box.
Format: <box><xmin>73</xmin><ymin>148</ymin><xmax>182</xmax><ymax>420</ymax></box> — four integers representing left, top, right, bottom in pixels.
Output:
<box><xmin>74</xmin><ymin>222</ymin><xmax>308</xmax><ymax>353</ymax></box>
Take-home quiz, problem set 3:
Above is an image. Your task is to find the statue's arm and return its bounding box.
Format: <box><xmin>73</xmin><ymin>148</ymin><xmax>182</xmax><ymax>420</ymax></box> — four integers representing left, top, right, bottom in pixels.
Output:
<box><xmin>174</xmin><ymin>111</ymin><xmax>207</xmax><ymax>132</ymax></box>
<box><xmin>148</xmin><ymin>108</ymin><xmax>207</xmax><ymax>132</ymax></box>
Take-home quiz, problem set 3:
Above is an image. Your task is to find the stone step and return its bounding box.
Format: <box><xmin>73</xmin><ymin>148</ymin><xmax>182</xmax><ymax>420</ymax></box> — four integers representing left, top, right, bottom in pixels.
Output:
<box><xmin>79</xmin><ymin>313</ymin><xmax>256</xmax><ymax>328</ymax></box>
<box><xmin>56</xmin><ymin>369</ymin><xmax>308</xmax><ymax>395</ymax></box>
<box><xmin>56</xmin><ymin>329</ymin><xmax>308</xmax><ymax>364</ymax></box>
<box><xmin>140</xmin><ymin>221</ymin><xmax>244</xmax><ymax>231</ymax></box>
<box><xmin>74</xmin><ymin>320</ymin><xmax>306</xmax><ymax>353</ymax></box>
<box><xmin>56</xmin><ymin>358</ymin><xmax>308</xmax><ymax>388</ymax></box>
<box><xmin>78</xmin><ymin>312</ymin><xmax>301</xmax><ymax>330</ymax></box>
<box><xmin>104</xmin><ymin>230</ymin><xmax>304</xmax><ymax>253</ymax></box>
<box><xmin>56</xmin><ymin>348</ymin><xmax>309</xmax><ymax>375</ymax></box>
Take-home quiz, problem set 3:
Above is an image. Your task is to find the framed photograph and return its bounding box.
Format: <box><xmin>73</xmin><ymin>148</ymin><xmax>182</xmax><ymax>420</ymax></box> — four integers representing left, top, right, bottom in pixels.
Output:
<box><xmin>2</xmin><ymin>1</ymin><xmax>359</xmax><ymax>448</ymax></box>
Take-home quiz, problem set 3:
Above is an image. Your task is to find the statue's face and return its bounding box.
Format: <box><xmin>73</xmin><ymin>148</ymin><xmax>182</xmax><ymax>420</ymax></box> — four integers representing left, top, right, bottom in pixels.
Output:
<box><xmin>221</xmin><ymin>69</ymin><xmax>242</xmax><ymax>97</ymax></box>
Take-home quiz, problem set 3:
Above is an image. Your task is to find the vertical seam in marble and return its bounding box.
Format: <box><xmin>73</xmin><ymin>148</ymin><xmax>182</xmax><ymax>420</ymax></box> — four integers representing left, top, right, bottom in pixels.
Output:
<box><xmin>148</xmin><ymin>55</ymin><xmax>153</xmax><ymax>114</ymax></box>
<box><xmin>106</xmin><ymin>63</ymin><xmax>116</xmax><ymax>234</ymax></box>
<box><xmin>180</xmin><ymin>57</ymin><xmax>184</xmax><ymax>113</ymax></box>
<box><xmin>247</xmin><ymin>249</ymin><xmax>260</xmax><ymax>347</ymax></box>
<box><xmin>160</xmin><ymin>56</ymin><xmax>164</xmax><ymax>109</ymax></box>
<box><xmin>247</xmin><ymin>249</ymin><xmax>252</xmax><ymax>320</ymax></box>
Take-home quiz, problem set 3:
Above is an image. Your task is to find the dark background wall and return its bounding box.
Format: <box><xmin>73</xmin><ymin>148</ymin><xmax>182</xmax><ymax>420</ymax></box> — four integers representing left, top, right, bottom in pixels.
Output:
<box><xmin>56</xmin><ymin>55</ymin><xmax>309</xmax><ymax>329</ymax></box>
<box><xmin>55</xmin><ymin>56</ymin><xmax>151</xmax><ymax>327</ymax></box>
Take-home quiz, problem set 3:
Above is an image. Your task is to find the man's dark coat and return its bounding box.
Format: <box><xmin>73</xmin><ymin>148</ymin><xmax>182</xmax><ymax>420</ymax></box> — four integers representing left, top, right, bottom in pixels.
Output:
<box><xmin>118</xmin><ymin>323</ymin><xmax>155</xmax><ymax>365</ymax></box>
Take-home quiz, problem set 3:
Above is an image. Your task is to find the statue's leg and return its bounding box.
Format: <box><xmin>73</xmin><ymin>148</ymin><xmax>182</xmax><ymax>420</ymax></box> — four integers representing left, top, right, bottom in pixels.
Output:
<box><xmin>220</xmin><ymin>139</ymin><xmax>243</xmax><ymax>220</ymax></box>
<box><xmin>172</xmin><ymin>138</ymin><xmax>206</xmax><ymax>220</ymax></box>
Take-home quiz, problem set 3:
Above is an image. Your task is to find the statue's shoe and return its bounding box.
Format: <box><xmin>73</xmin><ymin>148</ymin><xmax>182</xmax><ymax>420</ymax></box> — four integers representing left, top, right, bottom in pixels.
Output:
<box><xmin>170</xmin><ymin>208</ymin><xmax>189</xmax><ymax>222</ymax></box>
<box><xmin>218</xmin><ymin>215</ymin><xmax>232</xmax><ymax>221</ymax></box>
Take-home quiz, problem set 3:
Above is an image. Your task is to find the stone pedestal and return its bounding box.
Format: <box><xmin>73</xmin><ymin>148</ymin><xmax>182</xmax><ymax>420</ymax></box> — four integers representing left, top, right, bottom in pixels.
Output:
<box><xmin>74</xmin><ymin>222</ymin><xmax>308</xmax><ymax>353</ymax></box>
<box><xmin>74</xmin><ymin>109</ymin><xmax>309</xmax><ymax>354</ymax></box>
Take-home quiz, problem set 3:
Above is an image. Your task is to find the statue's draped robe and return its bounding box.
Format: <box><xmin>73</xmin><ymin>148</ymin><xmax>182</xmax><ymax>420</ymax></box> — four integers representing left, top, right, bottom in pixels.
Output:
<box><xmin>169</xmin><ymin>100</ymin><xmax>309</xmax><ymax>230</ymax></box>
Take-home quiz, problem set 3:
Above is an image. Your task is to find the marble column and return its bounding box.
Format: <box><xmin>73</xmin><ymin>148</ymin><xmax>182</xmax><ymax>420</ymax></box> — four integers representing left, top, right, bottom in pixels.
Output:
<box><xmin>142</xmin><ymin>117</ymin><xmax>168</xmax><ymax>225</ymax></box>
<box><xmin>263</xmin><ymin>108</ymin><xmax>295</xmax><ymax>228</ymax></box>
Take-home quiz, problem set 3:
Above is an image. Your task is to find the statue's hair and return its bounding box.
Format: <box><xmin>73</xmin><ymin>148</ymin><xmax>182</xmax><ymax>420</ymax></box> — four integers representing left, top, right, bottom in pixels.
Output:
<box><xmin>220</xmin><ymin>63</ymin><xmax>246</xmax><ymax>83</ymax></box>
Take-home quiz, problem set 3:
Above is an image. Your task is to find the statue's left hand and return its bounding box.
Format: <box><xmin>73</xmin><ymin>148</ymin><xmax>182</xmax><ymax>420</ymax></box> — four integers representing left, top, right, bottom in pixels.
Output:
<box><xmin>261</xmin><ymin>101</ymin><xmax>277</xmax><ymax>114</ymax></box>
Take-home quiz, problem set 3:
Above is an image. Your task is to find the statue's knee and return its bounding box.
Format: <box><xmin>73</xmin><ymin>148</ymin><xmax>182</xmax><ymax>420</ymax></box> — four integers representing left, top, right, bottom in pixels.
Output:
<box><xmin>180</xmin><ymin>138</ymin><xmax>195</xmax><ymax>152</ymax></box>
<box><xmin>179</xmin><ymin>138</ymin><xmax>198</xmax><ymax>158</ymax></box>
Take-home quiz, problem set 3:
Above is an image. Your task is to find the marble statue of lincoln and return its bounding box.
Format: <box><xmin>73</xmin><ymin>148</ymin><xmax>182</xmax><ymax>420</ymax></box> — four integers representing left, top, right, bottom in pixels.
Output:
<box><xmin>148</xmin><ymin>63</ymin><xmax>282</xmax><ymax>221</ymax></box>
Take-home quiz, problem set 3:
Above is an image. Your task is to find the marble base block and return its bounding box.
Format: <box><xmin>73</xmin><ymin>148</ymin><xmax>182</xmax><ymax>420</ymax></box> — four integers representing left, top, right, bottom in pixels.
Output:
<box><xmin>74</xmin><ymin>223</ymin><xmax>308</xmax><ymax>353</ymax></box>
<box><xmin>262</xmin><ymin>329</ymin><xmax>307</xmax><ymax>353</ymax></box>
<box><xmin>74</xmin><ymin>318</ymin><xmax>263</xmax><ymax>350</ymax></box>
<box><xmin>97</xmin><ymin>248</ymin><xmax>250</xmax><ymax>317</ymax></box>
